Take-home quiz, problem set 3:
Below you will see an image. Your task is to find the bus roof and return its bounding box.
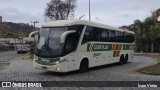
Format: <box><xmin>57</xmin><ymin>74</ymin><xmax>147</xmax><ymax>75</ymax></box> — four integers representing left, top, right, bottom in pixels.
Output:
<box><xmin>43</xmin><ymin>20</ymin><xmax>135</xmax><ymax>34</ymax></box>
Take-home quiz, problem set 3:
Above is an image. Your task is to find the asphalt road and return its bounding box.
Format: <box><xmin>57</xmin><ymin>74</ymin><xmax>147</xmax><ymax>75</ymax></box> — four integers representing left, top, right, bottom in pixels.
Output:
<box><xmin>0</xmin><ymin>53</ymin><xmax>159</xmax><ymax>81</ymax></box>
<box><xmin>0</xmin><ymin>51</ymin><xmax>160</xmax><ymax>90</ymax></box>
<box><xmin>0</xmin><ymin>51</ymin><xmax>22</xmax><ymax>63</ymax></box>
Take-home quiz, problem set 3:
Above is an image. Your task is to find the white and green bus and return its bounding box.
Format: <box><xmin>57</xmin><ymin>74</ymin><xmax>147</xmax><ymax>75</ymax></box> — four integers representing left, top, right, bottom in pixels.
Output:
<box><xmin>33</xmin><ymin>20</ymin><xmax>135</xmax><ymax>73</ymax></box>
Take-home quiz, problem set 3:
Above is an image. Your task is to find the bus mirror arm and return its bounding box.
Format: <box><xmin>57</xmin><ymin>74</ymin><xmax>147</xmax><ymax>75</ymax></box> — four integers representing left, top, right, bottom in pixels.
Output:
<box><xmin>60</xmin><ymin>30</ymin><xmax>76</xmax><ymax>44</ymax></box>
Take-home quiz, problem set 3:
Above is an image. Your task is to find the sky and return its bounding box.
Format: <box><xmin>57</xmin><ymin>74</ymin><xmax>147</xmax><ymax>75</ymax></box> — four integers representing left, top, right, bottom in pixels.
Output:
<box><xmin>0</xmin><ymin>0</ymin><xmax>160</xmax><ymax>27</ymax></box>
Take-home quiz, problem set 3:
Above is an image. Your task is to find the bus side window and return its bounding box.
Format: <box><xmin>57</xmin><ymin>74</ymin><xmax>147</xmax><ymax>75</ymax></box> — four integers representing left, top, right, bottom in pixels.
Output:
<box><xmin>101</xmin><ymin>29</ymin><xmax>106</xmax><ymax>41</ymax></box>
<box><xmin>120</xmin><ymin>32</ymin><xmax>123</xmax><ymax>42</ymax></box>
<box><xmin>82</xmin><ymin>26</ymin><xmax>94</xmax><ymax>44</ymax></box>
<box><xmin>106</xmin><ymin>29</ymin><xmax>109</xmax><ymax>42</ymax></box>
<box><xmin>122</xmin><ymin>32</ymin><xmax>125</xmax><ymax>42</ymax></box>
<box><xmin>101</xmin><ymin>29</ymin><xmax>109</xmax><ymax>42</ymax></box>
<box><xmin>115</xmin><ymin>31</ymin><xmax>119</xmax><ymax>42</ymax></box>
<box><xmin>94</xmin><ymin>27</ymin><xmax>103</xmax><ymax>42</ymax></box>
<box><xmin>130</xmin><ymin>34</ymin><xmax>135</xmax><ymax>43</ymax></box>
<box><xmin>65</xmin><ymin>33</ymin><xmax>77</xmax><ymax>53</ymax></box>
<box><xmin>110</xmin><ymin>30</ymin><xmax>116</xmax><ymax>42</ymax></box>
<box><xmin>124</xmin><ymin>32</ymin><xmax>128</xmax><ymax>43</ymax></box>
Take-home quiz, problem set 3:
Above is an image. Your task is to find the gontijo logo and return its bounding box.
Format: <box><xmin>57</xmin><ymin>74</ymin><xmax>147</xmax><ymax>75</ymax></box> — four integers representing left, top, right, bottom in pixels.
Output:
<box><xmin>87</xmin><ymin>43</ymin><xmax>135</xmax><ymax>57</ymax></box>
<box><xmin>87</xmin><ymin>44</ymin><xmax>111</xmax><ymax>52</ymax></box>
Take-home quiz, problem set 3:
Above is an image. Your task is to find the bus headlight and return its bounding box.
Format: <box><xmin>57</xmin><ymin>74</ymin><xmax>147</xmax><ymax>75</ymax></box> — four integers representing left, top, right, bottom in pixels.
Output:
<box><xmin>56</xmin><ymin>68</ymin><xmax>60</xmax><ymax>71</ymax></box>
<box><xmin>53</xmin><ymin>60</ymin><xmax>65</xmax><ymax>65</ymax></box>
<box><xmin>56</xmin><ymin>61</ymin><xmax>60</xmax><ymax>64</ymax></box>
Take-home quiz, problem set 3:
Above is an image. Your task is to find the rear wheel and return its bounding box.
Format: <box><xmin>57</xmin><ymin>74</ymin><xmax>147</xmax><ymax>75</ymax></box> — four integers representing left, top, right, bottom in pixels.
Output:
<box><xmin>119</xmin><ymin>55</ymin><xmax>125</xmax><ymax>65</ymax></box>
<box><xmin>79</xmin><ymin>59</ymin><xmax>88</xmax><ymax>73</ymax></box>
<box><xmin>124</xmin><ymin>54</ymin><xmax>128</xmax><ymax>63</ymax></box>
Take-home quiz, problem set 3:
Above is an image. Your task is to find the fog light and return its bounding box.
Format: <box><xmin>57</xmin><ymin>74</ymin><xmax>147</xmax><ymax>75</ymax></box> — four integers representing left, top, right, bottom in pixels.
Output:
<box><xmin>56</xmin><ymin>61</ymin><xmax>60</xmax><ymax>64</ymax></box>
<box><xmin>56</xmin><ymin>68</ymin><xmax>60</xmax><ymax>71</ymax></box>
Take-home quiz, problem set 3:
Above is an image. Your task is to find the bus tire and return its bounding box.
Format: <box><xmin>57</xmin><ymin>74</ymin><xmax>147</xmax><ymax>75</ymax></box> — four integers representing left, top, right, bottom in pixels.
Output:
<box><xmin>119</xmin><ymin>55</ymin><xmax>125</xmax><ymax>65</ymax></box>
<box><xmin>79</xmin><ymin>59</ymin><xmax>89</xmax><ymax>73</ymax></box>
<box><xmin>124</xmin><ymin>54</ymin><xmax>128</xmax><ymax>63</ymax></box>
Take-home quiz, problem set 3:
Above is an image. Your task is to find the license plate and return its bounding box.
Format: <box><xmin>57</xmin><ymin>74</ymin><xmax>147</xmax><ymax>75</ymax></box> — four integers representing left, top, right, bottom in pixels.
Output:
<box><xmin>42</xmin><ymin>66</ymin><xmax>47</xmax><ymax>69</ymax></box>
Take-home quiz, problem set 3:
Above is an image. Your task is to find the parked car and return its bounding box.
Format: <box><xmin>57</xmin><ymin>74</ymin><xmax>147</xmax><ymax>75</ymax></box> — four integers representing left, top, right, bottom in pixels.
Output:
<box><xmin>17</xmin><ymin>47</ymin><xmax>30</xmax><ymax>54</ymax></box>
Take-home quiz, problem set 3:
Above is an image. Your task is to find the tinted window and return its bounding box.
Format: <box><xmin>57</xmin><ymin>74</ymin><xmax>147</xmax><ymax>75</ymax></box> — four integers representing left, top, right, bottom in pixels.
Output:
<box><xmin>65</xmin><ymin>25</ymin><xmax>84</xmax><ymax>53</ymax></box>
<box><xmin>82</xmin><ymin>26</ymin><xmax>135</xmax><ymax>44</ymax></box>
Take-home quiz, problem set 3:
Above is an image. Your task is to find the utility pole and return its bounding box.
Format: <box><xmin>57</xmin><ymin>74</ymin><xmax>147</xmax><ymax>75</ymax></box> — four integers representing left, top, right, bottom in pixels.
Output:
<box><xmin>0</xmin><ymin>16</ymin><xmax>2</xmax><ymax>38</ymax></box>
<box><xmin>89</xmin><ymin>0</ymin><xmax>91</xmax><ymax>21</ymax></box>
<box><xmin>30</xmin><ymin>21</ymin><xmax>39</xmax><ymax>31</ymax></box>
<box><xmin>30</xmin><ymin>21</ymin><xmax>39</xmax><ymax>43</ymax></box>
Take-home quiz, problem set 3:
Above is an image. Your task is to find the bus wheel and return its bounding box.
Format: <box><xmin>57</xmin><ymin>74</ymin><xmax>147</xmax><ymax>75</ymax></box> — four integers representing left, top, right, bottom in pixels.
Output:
<box><xmin>124</xmin><ymin>54</ymin><xmax>128</xmax><ymax>63</ymax></box>
<box><xmin>119</xmin><ymin>55</ymin><xmax>124</xmax><ymax>65</ymax></box>
<box><xmin>79</xmin><ymin>59</ymin><xmax>88</xmax><ymax>73</ymax></box>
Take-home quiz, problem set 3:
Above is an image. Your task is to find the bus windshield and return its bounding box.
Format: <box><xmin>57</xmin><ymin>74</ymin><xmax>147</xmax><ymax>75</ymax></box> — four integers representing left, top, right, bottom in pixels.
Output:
<box><xmin>35</xmin><ymin>27</ymin><xmax>68</xmax><ymax>57</ymax></box>
<box><xmin>35</xmin><ymin>25</ymin><xmax>84</xmax><ymax>58</ymax></box>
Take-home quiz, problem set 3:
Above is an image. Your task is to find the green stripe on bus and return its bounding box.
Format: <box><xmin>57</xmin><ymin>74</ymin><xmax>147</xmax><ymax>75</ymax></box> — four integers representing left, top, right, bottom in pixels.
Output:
<box><xmin>123</xmin><ymin>45</ymin><xmax>135</xmax><ymax>50</ymax></box>
<box><xmin>37</xmin><ymin>57</ymin><xmax>60</xmax><ymax>63</ymax></box>
<box><xmin>87</xmin><ymin>43</ymin><xmax>91</xmax><ymax>52</ymax></box>
<box><xmin>48</xmin><ymin>58</ymin><xmax>60</xmax><ymax>62</ymax></box>
<box><xmin>87</xmin><ymin>44</ymin><xmax>112</xmax><ymax>52</ymax></box>
<box><xmin>123</xmin><ymin>45</ymin><xmax>126</xmax><ymax>50</ymax></box>
<box><xmin>113</xmin><ymin>51</ymin><xmax>117</xmax><ymax>57</ymax></box>
<box><xmin>87</xmin><ymin>43</ymin><xmax>134</xmax><ymax>52</ymax></box>
<box><xmin>116</xmin><ymin>44</ymin><xmax>119</xmax><ymax>50</ymax></box>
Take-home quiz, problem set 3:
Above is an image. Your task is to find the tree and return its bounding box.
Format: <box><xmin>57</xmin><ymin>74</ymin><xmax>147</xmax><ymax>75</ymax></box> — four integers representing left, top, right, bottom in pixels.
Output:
<box><xmin>133</xmin><ymin>19</ymin><xmax>144</xmax><ymax>52</ymax></box>
<box><xmin>129</xmin><ymin>24</ymin><xmax>139</xmax><ymax>52</ymax></box>
<box><xmin>149</xmin><ymin>9</ymin><xmax>160</xmax><ymax>52</ymax></box>
<box><xmin>45</xmin><ymin>0</ymin><xmax>77</xmax><ymax>21</ymax></box>
<box><xmin>143</xmin><ymin>17</ymin><xmax>154</xmax><ymax>54</ymax></box>
<box><xmin>6</xmin><ymin>32</ymin><xmax>15</xmax><ymax>38</ymax></box>
<box><xmin>152</xmin><ymin>8</ymin><xmax>160</xmax><ymax>25</ymax></box>
<box><xmin>149</xmin><ymin>26</ymin><xmax>158</xmax><ymax>52</ymax></box>
<box><xmin>129</xmin><ymin>8</ymin><xmax>160</xmax><ymax>53</ymax></box>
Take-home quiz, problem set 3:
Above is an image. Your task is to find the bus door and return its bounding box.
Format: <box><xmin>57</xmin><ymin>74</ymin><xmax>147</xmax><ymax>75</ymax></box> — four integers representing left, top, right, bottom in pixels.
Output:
<box><xmin>64</xmin><ymin>33</ymin><xmax>78</xmax><ymax>70</ymax></box>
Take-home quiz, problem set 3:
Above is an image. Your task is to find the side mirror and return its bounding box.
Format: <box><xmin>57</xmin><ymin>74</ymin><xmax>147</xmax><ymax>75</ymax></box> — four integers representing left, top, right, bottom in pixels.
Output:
<box><xmin>60</xmin><ymin>30</ymin><xmax>76</xmax><ymax>44</ymax></box>
<box><xmin>29</xmin><ymin>31</ymin><xmax>39</xmax><ymax>41</ymax></box>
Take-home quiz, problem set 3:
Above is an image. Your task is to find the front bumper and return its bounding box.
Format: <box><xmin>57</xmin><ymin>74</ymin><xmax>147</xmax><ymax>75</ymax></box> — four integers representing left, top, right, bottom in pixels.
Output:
<box><xmin>33</xmin><ymin>61</ymin><xmax>67</xmax><ymax>73</ymax></box>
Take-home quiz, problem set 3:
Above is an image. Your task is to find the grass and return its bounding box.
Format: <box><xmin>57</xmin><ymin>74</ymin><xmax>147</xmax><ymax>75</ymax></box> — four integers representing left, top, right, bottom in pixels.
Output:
<box><xmin>135</xmin><ymin>54</ymin><xmax>160</xmax><ymax>75</ymax></box>
<box><xmin>137</xmin><ymin>63</ymin><xmax>160</xmax><ymax>75</ymax></box>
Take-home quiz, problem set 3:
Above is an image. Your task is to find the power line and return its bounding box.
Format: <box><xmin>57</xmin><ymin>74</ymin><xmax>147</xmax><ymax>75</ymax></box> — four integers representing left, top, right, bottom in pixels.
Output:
<box><xmin>30</xmin><ymin>21</ymin><xmax>39</xmax><ymax>31</ymax></box>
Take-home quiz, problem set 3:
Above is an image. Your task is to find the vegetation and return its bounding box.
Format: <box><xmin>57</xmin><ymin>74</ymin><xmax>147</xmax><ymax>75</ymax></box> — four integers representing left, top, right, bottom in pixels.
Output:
<box><xmin>29</xmin><ymin>42</ymin><xmax>36</xmax><ymax>59</ymax></box>
<box><xmin>45</xmin><ymin>0</ymin><xmax>77</xmax><ymax>21</ymax></box>
<box><xmin>138</xmin><ymin>63</ymin><xmax>160</xmax><ymax>75</ymax></box>
<box><xmin>136</xmin><ymin>54</ymin><xmax>160</xmax><ymax>75</ymax></box>
<box><xmin>0</xmin><ymin>44</ymin><xmax>15</xmax><ymax>51</ymax></box>
<box><xmin>2</xmin><ymin>22</ymin><xmax>35</xmax><ymax>38</ymax></box>
<box><xmin>128</xmin><ymin>8</ymin><xmax>160</xmax><ymax>53</ymax></box>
